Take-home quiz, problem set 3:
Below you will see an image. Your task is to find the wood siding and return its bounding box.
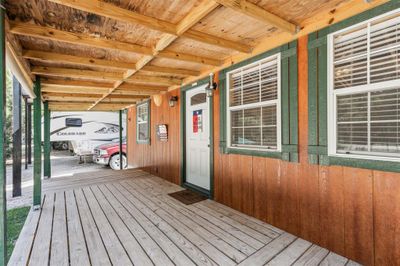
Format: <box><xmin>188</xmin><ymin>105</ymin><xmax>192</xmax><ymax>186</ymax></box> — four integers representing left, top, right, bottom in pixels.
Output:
<box><xmin>127</xmin><ymin>36</ymin><xmax>400</xmax><ymax>266</ymax></box>
<box><xmin>127</xmin><ymin>90</ymin><xmax>180</xmax><ymax>185</ymax></box>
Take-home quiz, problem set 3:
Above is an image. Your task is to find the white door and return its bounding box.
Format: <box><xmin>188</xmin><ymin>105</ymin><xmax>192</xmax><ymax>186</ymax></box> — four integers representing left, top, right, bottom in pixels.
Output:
<box><xmin>185</xmin><ymin>85</ymin><xmax>210</xmax><ymax>191</ymax></box>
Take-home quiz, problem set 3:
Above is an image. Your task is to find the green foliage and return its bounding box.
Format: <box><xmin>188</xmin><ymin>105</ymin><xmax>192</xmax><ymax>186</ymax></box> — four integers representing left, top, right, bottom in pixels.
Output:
<box><xmin>6</xmin><ymin>206</ymin><xmax>30</xmax><ymax>262</ymax></box>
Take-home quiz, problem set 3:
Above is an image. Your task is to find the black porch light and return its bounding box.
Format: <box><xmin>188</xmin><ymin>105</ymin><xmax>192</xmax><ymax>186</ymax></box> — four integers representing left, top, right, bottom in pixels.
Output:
<box><xmin>205</xmin><ymin>73</ymin><xmax>218</xmax><ymax>97</ymax></box>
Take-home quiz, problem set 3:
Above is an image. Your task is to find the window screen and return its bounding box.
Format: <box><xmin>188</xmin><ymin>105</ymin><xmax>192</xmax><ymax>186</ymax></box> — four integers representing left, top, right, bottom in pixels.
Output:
<box><xmin>330</xmin><ymin>10</ymin><xmax>400</xmax><ymax>158</ymax></box>
<box><xmin>227</xmin><ymin>54</ymin><xmax>280</xmax><ymax>150</ymax></box>
<box><xmin>137</xmin><ymin>101</ymin><xmax>150</xmax><ymax>143</ymax></box>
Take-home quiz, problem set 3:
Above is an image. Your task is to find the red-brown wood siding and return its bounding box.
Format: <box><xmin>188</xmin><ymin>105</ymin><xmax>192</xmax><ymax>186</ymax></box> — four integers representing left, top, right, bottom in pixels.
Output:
<box><xmin>127</xmin><ymin>90</ymin><xmax>180</xmax><ymax>185</ymax></box>
<box><xmin>127</xmin><ymin>35</ymin><xmax>400</xmax><ymax>266</ymax></box>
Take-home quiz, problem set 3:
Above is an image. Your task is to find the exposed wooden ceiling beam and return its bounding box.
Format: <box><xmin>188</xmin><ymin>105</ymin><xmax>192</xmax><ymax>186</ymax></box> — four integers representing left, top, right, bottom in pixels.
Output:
<box><xmin>42</xmin><ymin>86</ymin><xmax>110</xmax><ymax>94</ymax></box>
<box><xmin>88</xmin><ymin>0</ymin><xmax>224</xmax><ymax>109</ymax></box>
<box><xmin>183</xmin><ymin>30</ymin><xmax>251</xmax><ymax>53</ymax></box>
<box><xmin>176</xmin><ymin>0</ymin><xmax>219</xmax><ymax>35</ymax></box>
<box><xmin>158</xmin><ymin>50</ymin><xmax>222</xmax><ymax>66</ymax></box>
<box><xmin>48</xmin><ymin>0</ymin><xmax>177</xmax><ymax>34</ymax></box>
<box><xmin>23</xmin><ymin>50</ymin><xmax>136</xmax><ymax>70</ymax></box>
<box><xmin>41</xmin><ymin>79</ymin><xmax>113</xmax><ymax>89</ymax></box>
<box><xmin>31</xmin><ymin>67</ymin><xmax>123</xmax><ymax>81</ymax></box>
<box><xmin>48</xmin><ymin>0</ymin><xmax>251</xmax><ymax>53</ymax></box>
<box><xmin>10</xmin><ymin>22</ymin><xmax>220</xmax><ymax>67</ymax></box>
<box><xmin>48</xmin><ymin>102</ymin><xmax>135</xmax><ymax>111</ymax></box>
<box><xmin>214</xmin><ymin>0</ymin><xmax>298</xmax><ymax>34</ymax></box>
<box><xmin>118</xmin><ymin>83</ymin><xmax>168</xmax><ymax>92</ymax></box>
<box><xmin>45</xmin><ymin>96</ymin><xmax>140</xmax><ymax>103</ymax></box>
<box><xmin>9</xmin><ymin>22</ymin><xmax>153</xmax><ymax>56</ymax></box>
<box><xmin>141</xmin><ymin>66</ymin><xmax>200</xmax><ymax>76</ymax></box>
<box><xmin>126</xmin><ymin>74</ymin><xmax>182</xmax><ymax>86</ymax></box>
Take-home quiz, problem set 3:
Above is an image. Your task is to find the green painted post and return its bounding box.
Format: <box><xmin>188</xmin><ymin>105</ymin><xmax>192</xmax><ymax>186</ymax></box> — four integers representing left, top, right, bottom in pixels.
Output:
<box><xmin>119</xmin><ymin>109</ymin><xmax>123</xmax><ymax>170</ymax></box>
<box><xmin>43</xmin><ymin>101</ymin><xmax>51</xmax><ymax>178</ymax></box>
<box><xmin>0</xmin><ymin>0</ymin><xmax>7</xmax><ymax>263</ymax></box>
<box><xmin>33</xmin><ymin>77</ymin><xmax>42</xmax><ymax>208</ymax></box>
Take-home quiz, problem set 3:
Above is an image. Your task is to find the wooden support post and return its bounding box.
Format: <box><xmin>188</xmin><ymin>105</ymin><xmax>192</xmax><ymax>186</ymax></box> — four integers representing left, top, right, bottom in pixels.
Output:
<box><xmin>12</xmin><ymin>76</ymin><xmax>22</xmax><ymax>197</ymax></box>
<box><xmin>119</xmin><ymin>109</ymin><xmax>123</xmax><ymax>170</ymax></box>
<box><xmin>43</xmin><ymin>101</ymin><xmax>51</xmax><ymax>178</ymax></box>
<box><xmin>27</xmin><ymin>102</ymin><xmax>32</xmax><ymax>165</ymax></box>
<box><xmin>0</xmin><ymin>0</ymin><xmax>6</xmax><ymax>262</ymax></box>
<box><xmin>33</xmin><ymin>77</ymin><xmax>42</xmax><ymax>208</ymax></box>
<box><xmin>24</xmin><ymin>97</ymin><xmax>28</xmax><ymax>169</ymax></box>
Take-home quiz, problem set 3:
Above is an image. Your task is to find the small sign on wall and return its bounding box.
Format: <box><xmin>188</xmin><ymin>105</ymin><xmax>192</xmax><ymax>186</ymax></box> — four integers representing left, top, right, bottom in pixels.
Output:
<box><xmin>156</xmin><ymin>124</ymin><xmax>168</xmax><ymax>142</ymax></box>
<box><xmin>193</xmin><ymin>110</ymin><xmax>203</xmax><ymax>133</ymax></box>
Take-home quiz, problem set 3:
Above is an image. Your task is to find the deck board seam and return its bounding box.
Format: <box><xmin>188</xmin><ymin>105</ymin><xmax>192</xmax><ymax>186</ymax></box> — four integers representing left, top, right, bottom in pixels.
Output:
<box><xmin>72</xmin><ymin>190</ymin><xmax>93</xmax><ymax>266</ymax></box>
<box><xmin>110</xmin><ymin>182</ymin><xmax>216</xmax><ymax>266</ymax></box>
<box><xmin>89</xmin><ymin>185</ymin><xmax>148</xmax><ymax>265</ymax></box>
<box><xmin>97</xmin><ymin>184</ymin><xmax>174</xmax><ymax>265</ymax></box>
<box><xmin>48</xmin><ymin>193</ymin><xmax>56</xmax><ymax>265</ymax></box>
<box><xmin>126</xmin><ymin>179</ymin><xmax>253</xmax><ymax>262</ymax></box>
<box><xmin>101</xmin><ymin>183</ymin><xmax>197</xmax><ymax>266</ymax></box>
<box><xmin>134</xmin><ymin>177</ymin><xmax>268</xmax><ymax>248</ymax></box>
<box><xmin>26</xmin><ymin>195</ymin><xmax>46</xmax><ymax>265</ymax></box>
<box><xmin>124</xmin><ymin>180</ymin><xmax>240</xmax><ymax>264</ymax></box>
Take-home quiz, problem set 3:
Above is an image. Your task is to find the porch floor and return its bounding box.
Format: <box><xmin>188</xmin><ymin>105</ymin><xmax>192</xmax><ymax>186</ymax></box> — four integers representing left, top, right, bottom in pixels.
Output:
<box><xmin>9</xmin><ymin>169</ymin><xmax>359</xmax><ymax>266</ymax></box>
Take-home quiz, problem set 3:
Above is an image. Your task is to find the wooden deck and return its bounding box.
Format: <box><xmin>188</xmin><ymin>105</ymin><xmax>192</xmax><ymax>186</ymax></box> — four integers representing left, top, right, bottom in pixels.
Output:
<box><xmin>9</xmin><ymin>169</ymin><xmax>360</xmax><ymax>266</ymax></box>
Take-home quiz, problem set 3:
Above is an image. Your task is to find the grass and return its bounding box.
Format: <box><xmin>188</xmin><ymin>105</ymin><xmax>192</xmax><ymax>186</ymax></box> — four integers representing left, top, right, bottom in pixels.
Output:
<box><xmin>7</xmin><ymin>206</ymin><xmax>30</xmax><ymax>262</ymax></box>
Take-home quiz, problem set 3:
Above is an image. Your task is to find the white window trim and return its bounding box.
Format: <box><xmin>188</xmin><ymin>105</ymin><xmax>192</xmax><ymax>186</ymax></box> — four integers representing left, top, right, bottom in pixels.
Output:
<box><xmin>136</xmin><ymin>101</ymin><xmax>150</xmax><ymax>142</ymax></box>
<box><xmin>327</xmin><ymin>8</ymin><xmax>400</xmax><ymax>162</ymax></box>
<box><xmin>226</xmin><ymin>53</ymin><xmax>282</xmax><ymax>152</ymax></box>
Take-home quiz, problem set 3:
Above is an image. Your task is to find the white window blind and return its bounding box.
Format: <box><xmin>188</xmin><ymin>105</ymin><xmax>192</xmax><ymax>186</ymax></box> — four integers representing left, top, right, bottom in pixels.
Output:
<box><xmin>330</xmin><ymin>10</ymin><xmax>400</xmax><ymax>159</ymax></box>
<box><xmin>137</xmin><ymin>102</ymin><xmax>149</xmax><ymax>142</ymax></box>
<box><xmin>227</xmin><ymin>55</ymin><xmax>280</xmax><ymax>150</ymax></box>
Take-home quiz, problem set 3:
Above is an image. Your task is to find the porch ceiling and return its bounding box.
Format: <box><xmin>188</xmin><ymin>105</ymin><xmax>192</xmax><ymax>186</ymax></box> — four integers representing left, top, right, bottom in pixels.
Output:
<box><xmin>5</xmin><ymin>0</ymin><xmax>388</xmax><ymax>111</ymax></box>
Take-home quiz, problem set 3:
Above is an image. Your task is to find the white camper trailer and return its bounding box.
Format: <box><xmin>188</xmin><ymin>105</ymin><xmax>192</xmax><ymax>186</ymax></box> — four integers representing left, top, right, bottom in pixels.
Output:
<box><xmin>45</xmin><ymin>112</ymin><xmax>127</xmax><ymax>156</ymax></box>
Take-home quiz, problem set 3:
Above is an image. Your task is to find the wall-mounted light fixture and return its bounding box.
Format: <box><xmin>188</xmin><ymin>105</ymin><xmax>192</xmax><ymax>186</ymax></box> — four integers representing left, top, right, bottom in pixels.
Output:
<box><xmin>169</xmin><ymin>96</ymin><xmax>178</xmax><ymax>107</ymax></box>
<box><xmin>205</xmin><ymin>73</ymin><xmax>218</xmax><ymax>97</ymax></box>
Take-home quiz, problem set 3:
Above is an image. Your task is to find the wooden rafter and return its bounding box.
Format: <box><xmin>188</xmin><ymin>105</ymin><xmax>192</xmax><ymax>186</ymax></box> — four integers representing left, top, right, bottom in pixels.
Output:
<box><xmin>23</xmin><ymin>50</ymin><xmax>137</xmax><ymax>71</ymax></box>
<box><xmin>48</xmin><ymin>0</ymin><xmax>251</xmax><ymax>53</ymax></box>
<box><xmin>214</xmin><ymin>0</ymin><xmax>298</xmax><ymax>34</ymax></box>
<box><xmin>141</xmin><ymin>66</ymin><xmax>200</xmax><ymax>76</ymax></box>
<box><xmin>31</xmin><ymin>66</ymin><xmax>123</xmax><ymax>82</ymax></box>
<box><xmin>41</xmin><ymin>79</ymin><xmax>113</xmax><ymax>89</ymax></box>
<box><xmin>42</xmin><ymin>86</ymin><xmax>110</xmax><ymax>94</ymax></box>
<box><xmin>11</xmin><ymin>23</ymin><xmax>220</xmax><ymax>67</ymax></box>
<box><xmin>9</xmin><ymin>22</ymin><xmax>153</xmax><ymax>56</ymax></box>
<box><xmin>126</xmin><ymin>75</ymin><xmax>182</xmax><ymax>86</ymax></box>
<box><xmin>89</xmin><ymin>0</ymin><xmax>222</xmax><ymax>109</ymax></box>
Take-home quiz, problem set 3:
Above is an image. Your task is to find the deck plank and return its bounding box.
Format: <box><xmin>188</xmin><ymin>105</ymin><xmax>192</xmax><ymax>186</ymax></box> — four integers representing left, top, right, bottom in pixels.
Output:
<box><xmin>90</xmin><ymin>185</ymin><xmax>158</xmax><ymax>266</ymax></box>
<box><xmin>8</xmin><ymin>207</ymin><xmax>40</xmax><ymax>266</ymax></box>
<box><xmin>320</xmin><ymin>252</ymin><xmax>349</xmax><ymax>266</ymax></box>
<box><xmin>292</xmin><ymin>244</ymin><xmax>330</xmax><ymax>265</ymax></box>
<box><xmin>28</xmin><ymin>193</ymin><xmax>55</xmax><ymax>266</ymax></box>
<box><xmin>65</xmin><ymin>190</ymin><xmax>90</xmax><ymax>266</ymax></box>
<box><xmin>74</xmin><ymin>189</ymin><xmax>111</xmax><ymax>265</ymax></box>
<box><xmin>81</xmin><ymin>186</ymin><xmax>133</xmax><ymax>265</ymax></box>
<box><xmin>266</xmin><ymin>238</ymin><xmax>313</xmax><ymax>265</ymax></box>
<box><xmin>101</xmin><ymin>184</ymin><xmax>195</xmax><ymax>266</ymax></box>
<box><xmin>237</xmin><ymin>233</ymin><xmax>297</xmax><ymax>265</ymax></box>
<box><xmin>50</xmin><ymin>192</ymin><xmax>69</xmax><ymax>266</ymax></box>
<box><xmin>112</xmin><ymin>182</ymin><xmax>216</xmax><ymax>266</ymax></box>
<box><xmin>132</xmin><ymin>178</ymin><xmax>265</xmax><ymax>249</ymax></box>
<box><xmin>126</xmin><ymin>180</ymin><xmax>244</xmax><ymax>264</ymax></box>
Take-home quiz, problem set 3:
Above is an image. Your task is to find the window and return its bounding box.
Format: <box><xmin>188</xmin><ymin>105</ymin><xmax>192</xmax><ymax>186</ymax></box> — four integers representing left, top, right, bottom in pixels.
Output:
<box><xmin>328</xmin><ymin>10</ymin><xmax>400</xmax><ymax>161</ymax></box>
<box><xmin>227</xmin><ymin>54</ymin><xmax>281</xmax><ymax>151</ymax></box>
<box><xmin>136</xmin><ymin>101</ymin><xmax>150</xmax><ymax>143</ymax></box>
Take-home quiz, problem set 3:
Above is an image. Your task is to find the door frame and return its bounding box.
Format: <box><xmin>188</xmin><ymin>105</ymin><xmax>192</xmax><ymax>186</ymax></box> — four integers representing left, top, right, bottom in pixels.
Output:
<box><xmin>180</xmin><ymin>77</ymin><xmax>214</xmax><ymax>198</ymax></box>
